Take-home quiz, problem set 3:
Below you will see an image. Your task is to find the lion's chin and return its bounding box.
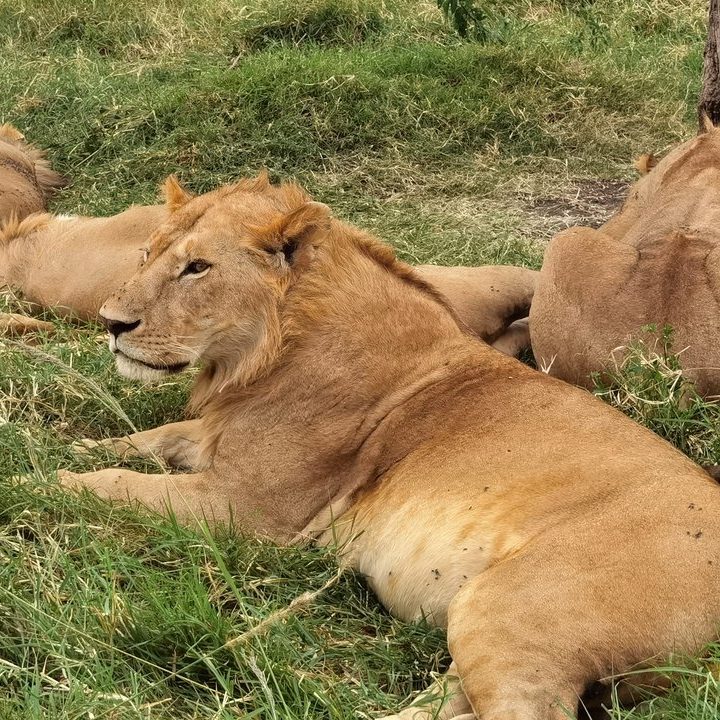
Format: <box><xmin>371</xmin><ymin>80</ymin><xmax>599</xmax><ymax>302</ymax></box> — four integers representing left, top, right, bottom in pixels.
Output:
<box><xmin>114</xmin><ymin>352</ymin><xmax>190</xmax><ymax>382</ymax></box>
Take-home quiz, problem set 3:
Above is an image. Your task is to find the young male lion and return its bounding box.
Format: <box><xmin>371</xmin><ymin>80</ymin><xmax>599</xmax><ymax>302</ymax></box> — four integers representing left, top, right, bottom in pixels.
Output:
<box><xmin>61</xmin><ymin>175</ymin><xmax>720</xmax><ymax>720</ymax></box>
<box><xmin>531</xmin><ymin>121</ymin><xmax>720</xmax><ymax>396</ymax></box>
<box><xmin>0</xmin><ymin>177</ymin><xmax>536</xmax><ymax>354</ymax></box>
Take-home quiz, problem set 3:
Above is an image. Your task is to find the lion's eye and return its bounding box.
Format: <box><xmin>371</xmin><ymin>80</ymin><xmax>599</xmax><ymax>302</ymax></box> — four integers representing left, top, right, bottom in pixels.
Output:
<box><xmin>181</xmin><ymin>260</ymin><xmax>211</xmax><ymax>277</ymax></box>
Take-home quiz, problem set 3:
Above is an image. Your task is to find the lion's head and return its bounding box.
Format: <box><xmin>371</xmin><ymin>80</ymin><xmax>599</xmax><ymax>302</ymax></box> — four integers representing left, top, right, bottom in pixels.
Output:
<box><xmin>99</xmin><ymin>173</ymin><xmax>331</xmax><ymax>400</ymax></box>
<box><xmin>599</xmin><ymin>123</ymin><xmax>720</xmax><ymax>241</ymax></box>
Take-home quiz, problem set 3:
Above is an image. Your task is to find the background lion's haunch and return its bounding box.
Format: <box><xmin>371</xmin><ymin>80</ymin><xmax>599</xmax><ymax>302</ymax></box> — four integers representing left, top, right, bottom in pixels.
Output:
<box><xmin>0</xmin><ymin>123</ymin><xmax>65</xmax><ymax>224</ymax></box>
<box><xmin>532</xmin><ymin>123</ymin><xmax>720</xmax><ymax>397</ymax></box>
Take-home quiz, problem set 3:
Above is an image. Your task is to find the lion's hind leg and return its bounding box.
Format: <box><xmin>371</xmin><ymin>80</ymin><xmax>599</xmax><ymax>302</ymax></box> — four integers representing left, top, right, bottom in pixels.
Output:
<box><xmin>445</xmin><ymin>516</ymin><xmax>720</xmax><ymax>720</ymax></box>
<box><xmin>446</xmin><ymin>558</ymin><xmax>599</xmax><ymax>720</ymax></box>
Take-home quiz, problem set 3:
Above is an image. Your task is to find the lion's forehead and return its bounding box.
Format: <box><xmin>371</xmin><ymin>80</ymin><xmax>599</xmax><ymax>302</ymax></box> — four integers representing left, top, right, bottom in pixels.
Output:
<box><xmin>150</xmin><ymin>199</ymin><xmax>281</xmax><ymax>255</ymax></box>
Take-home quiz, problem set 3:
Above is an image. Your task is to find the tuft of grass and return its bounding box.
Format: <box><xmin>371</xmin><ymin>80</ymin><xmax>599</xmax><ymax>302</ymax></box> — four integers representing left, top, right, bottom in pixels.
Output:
<box><xmin>239</xmin><ymin>0</ymin><xmax>387</xmax><ymax>51</ymax></box>
<box><xmin>593</xmin><ymin>327</ymin><xmax>720</xmax><ymax>467</ymax></box>
<box><xmin>609</xmin><ymin>657</ymin><xmax>720</xmax><ymax>720</ymax></box>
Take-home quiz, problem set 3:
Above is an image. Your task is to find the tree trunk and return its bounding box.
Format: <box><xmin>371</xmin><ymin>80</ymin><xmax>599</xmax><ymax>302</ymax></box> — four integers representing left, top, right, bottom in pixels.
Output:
<box><xmin>699</xmin><ymin>0</ymin><xmax>720</xmax><ymax>130</ymax></box>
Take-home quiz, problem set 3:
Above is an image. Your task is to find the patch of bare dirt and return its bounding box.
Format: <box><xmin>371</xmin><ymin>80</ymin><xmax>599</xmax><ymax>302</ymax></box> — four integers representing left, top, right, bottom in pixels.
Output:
<box><xmin>527</xmin><ymin>179</ymin><xmax>629</xmax><ymax>233</ymax></box>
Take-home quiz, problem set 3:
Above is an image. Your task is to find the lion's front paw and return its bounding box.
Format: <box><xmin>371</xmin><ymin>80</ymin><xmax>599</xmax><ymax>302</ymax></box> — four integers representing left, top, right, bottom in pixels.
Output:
<box><xmin>0</xmin><ymin>313</ymin><xmax>55</xmax><ymax>337</ymax></box>
<box><xmin>57</xmin><ymin>468</ymin><xmax>107</xmax><ymax>493</ymax></box>
<box><xmin>57</xmin><ymin>469</ymin><xmax>85</xmax><ymax>490</ymax></box>
<box><xmin>57</xmin><ymin>468</ymin><xmax>130</xmax><ymax>500</ymax></box>
<box><xmin>71</xmin><ymin>437</ymin><xmax>121</xmax><ymax>457</ymax></box>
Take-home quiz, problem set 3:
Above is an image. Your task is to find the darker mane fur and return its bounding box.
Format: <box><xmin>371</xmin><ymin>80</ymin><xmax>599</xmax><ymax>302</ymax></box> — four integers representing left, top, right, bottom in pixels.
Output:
<box><xmin>353</xmin><ymin>233</ymin><xmax>471</xmax><ymax>333</ymax></box>
<box><xmin>0</xmin><ymin>213</ymin><xmax>52</xmax><ymax>246</ymax></box>
<box><xmin>0</xmin><ymin>124</ymin><xmax>67</xmax><ymax>198</ymax></box>
<box><xmin>152</xmin><ymin>173</ymin><xmax>310</xmax><ymax>254</ymax></box>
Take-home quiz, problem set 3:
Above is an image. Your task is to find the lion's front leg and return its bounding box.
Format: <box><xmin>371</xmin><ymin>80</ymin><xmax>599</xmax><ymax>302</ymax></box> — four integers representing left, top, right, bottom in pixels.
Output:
<box><xmin>74</xmin><ymin>418</ymin><xmax>208</xmax><ymax>471</ymax></box>
<box><xmin>58</xmin><ymin>467</ymin><xmax>228</xmax><ymax>525</ymax></box>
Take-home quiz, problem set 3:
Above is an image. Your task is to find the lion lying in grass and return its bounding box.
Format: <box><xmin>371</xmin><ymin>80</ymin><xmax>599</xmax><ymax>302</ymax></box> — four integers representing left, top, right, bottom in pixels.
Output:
<box><xmin>61</xmin><ymin>175</ymin><xmax>720</xmax><ymax>720</ymax></box>
<box><xmin>531</xmin><ymin>121</ymin><xmax>720</xmax><ymax>396</ymax></box>
<box><xmin>0</xmin><ymin>179</ymin><xmax>536</xmax><ymax>354</ymax></box>
<box><xmin>0</xmin><ymin>206</ymin><xmax>168</xmax><ymax>320</ymax></box>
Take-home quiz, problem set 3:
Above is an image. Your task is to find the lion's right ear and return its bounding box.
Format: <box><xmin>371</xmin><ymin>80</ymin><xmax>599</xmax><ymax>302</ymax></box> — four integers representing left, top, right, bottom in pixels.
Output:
<box><xmin>162</xmin><ymin>175</ymin><xmax>194</xmax><ymax>212</ymax></box>
<box><xmin>700</xmin><ymin>112</ymin><xmax>715</xmax><ymax>134</ymax></box>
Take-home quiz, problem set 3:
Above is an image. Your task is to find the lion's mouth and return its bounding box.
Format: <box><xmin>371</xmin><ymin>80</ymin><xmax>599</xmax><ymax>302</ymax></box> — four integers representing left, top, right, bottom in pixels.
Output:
<box><xmin>114</xmin><ymin>349</ymin><xmax>189</xmax><ymax>375</ymax></box>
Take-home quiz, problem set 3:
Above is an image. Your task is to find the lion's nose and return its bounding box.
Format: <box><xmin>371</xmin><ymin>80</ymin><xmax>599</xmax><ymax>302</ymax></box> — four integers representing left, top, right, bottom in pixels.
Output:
<box><xmin>100</xmin><ymin>314</ymin><xmax>141</xmax><ymax>338</ymax></box>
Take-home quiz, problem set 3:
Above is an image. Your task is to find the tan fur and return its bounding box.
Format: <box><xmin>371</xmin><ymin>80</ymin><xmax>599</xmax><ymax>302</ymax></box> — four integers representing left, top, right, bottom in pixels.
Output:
<box><xmin>62</xmin><ymin>179</ymin><xmax>720</xmax><ymax>720</ymax></box>
<box><xmin>163</xmin><ymin>174</ymin><xmax>195</xmax><ymax>213</ymax></box>
<box><xmin>0</xmin><ymin>124</ymin><xmax>66</xmax><ymax>224</ymax></box>
<box><xmin>531</xmin><ymin>126</ymin><xmax>720</xmax><ymax>396</ymax></box>
<box><xmin>0</xmin><ymin>311</ymin><xmax>54</xmax><ymax>336</ymax></box>
<box><xmin>416</xmin><ymin>264</ymin><xmax>536</xmax><ymax>346</ymax></box>
<box><xmin>0</xmin><ymin>205</ymin><xmax>168</xmax><ymax>319</ymax></box>
<box><xmin>0</xmin><ymin>124</ymin><xmax>25</xmax><ymax>142</ymax></box>
<box><xmin>701</xmin><ymin>112</ymin><xmax>715</xmax><ymax>133</ymax></box>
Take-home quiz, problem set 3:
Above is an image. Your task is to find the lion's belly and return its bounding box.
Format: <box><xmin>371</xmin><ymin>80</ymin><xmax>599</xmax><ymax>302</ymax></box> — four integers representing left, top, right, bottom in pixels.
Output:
<box><xmin>322</xmin><ymin>480</ymin><xmax>524</xmax><ymax>627</ymax></box>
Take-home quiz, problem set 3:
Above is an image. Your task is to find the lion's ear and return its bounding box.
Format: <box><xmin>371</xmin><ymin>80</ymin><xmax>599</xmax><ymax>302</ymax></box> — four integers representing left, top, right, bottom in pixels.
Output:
<box><xmin>634</xmin><ymin>153</ymin><xmax>657</xmax><ymax>175</ymax></box>
<box><xmin>258</xmin><ymin>201</ymin><xmax>331</xmax><ymax>270</ymax></box>
<box><xmin>162</xmin><ymin>175</ymin><xmax>194</xmax><ymax>212</ymax></box>
<box><xmin>0</xmin><ymin>124</ymin><xmax>25</xmax><ymax>142</ymax></box>
<box><xmin>701</xmin><ymin>112</ymin><xmax>716</xmax><ymax>134</ymax></box>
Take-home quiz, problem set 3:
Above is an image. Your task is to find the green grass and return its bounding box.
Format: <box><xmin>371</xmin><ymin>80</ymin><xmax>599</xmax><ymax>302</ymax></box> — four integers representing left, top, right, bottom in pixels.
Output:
<box><xmin>0</xmin><ymin>0</ymin><xmax>709</xmax><ymax>260</ymax></box>
<box><xmin>1</xmin><ymin>0</ymin><xmax>720</xmax><ymax>718</ymax></box>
